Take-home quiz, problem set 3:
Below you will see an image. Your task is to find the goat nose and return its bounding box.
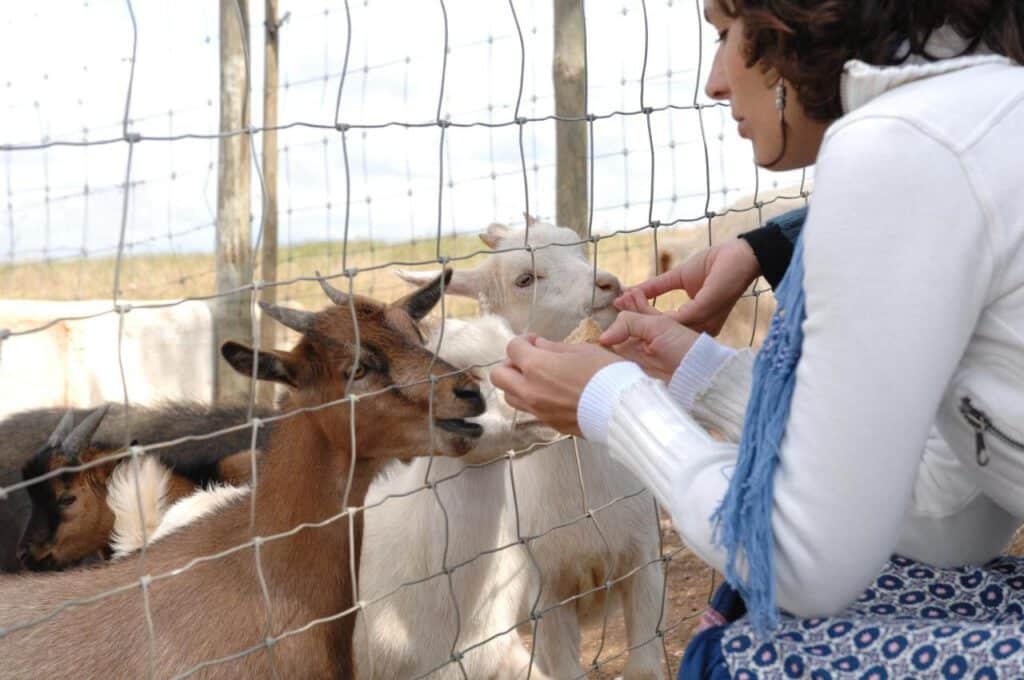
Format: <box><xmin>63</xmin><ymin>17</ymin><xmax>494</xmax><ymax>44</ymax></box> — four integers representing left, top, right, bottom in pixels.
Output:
<box><xmin>454</xmin><ymin>386</ymin><xmax>486</xmax><ymax>416</ymax></box>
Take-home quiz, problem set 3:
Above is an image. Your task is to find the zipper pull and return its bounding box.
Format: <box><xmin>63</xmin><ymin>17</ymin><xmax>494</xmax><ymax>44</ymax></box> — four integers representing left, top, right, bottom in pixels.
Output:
<box><xmin>974</xmin><ymin>430</ymin><xmax>989</xmax><ymax>467</ymax></box>
<box><xmin>960</xmin><ymin>397</ymin><xmax>990</xmax><ymax>467</ymax></box>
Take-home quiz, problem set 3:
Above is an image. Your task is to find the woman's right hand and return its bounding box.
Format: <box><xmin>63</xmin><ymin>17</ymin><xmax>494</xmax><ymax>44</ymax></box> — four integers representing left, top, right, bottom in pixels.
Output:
<box><xmin>625</xmin><ymin>237</ymin><xmax>761</xmax><ymax>336</ymax></box>
<box><xmin>600</xmin><ymin>292</ymin><xmax>700</xmax><ymax>383</ymax></box>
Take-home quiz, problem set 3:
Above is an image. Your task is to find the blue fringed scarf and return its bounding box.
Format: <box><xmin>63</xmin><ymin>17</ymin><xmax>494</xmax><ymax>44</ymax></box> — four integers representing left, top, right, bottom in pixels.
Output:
<box><xmin>711</xmin><ymin>234</ymin><xmax>807</xmax><ymax>636</ymax></box>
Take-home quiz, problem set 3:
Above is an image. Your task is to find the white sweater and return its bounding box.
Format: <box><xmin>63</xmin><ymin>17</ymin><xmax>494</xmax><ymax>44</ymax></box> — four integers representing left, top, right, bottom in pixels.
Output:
<box><xmin>578</xmin><ymin>41</ymin><xmax>1024</xmax><ymax>616</ymax></box>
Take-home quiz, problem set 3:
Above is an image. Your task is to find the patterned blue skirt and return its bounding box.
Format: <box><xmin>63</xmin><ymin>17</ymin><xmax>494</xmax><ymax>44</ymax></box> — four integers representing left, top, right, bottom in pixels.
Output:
<box><xmin>681</xmin><ymin>555</ymin><xmax>1024</xmax><ymax>679</ymax></box>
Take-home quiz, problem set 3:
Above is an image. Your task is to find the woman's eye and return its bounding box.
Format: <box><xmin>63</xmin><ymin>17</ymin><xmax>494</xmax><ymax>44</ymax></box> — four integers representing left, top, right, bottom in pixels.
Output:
<box><xmin>514</xmin><ymin>273</ymin><xmax>535</xmax><ymax>288</ymax></box>
<box><xmin>58</xmin><ymin>495</ymin><xmax>76</xmax><ymax>508</ymax></box>
<box><xmin>716</xmin><ymin>29</ymin><xmax>729</xmax><ymax>44</ymax></box>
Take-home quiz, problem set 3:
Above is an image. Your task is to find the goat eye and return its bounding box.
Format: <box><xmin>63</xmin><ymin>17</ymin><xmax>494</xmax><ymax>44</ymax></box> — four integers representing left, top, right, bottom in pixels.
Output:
<box><xmin>514</xmin><ymin>273</ymin><xmax>535</xmax><ymax>288</ymax></box>
<box><xmin>58</xmin><ymin>495</ymin><xmax>76</xmax><ymax>508</ymax></box>
<box><xmin>347</xmin><ymin>363</ymin><xmax>367</xmax><ymax>380</ymax></box>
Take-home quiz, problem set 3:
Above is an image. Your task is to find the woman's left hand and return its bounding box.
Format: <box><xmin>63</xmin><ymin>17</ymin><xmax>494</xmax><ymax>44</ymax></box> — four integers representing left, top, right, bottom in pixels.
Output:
<box><xmin>491</xmin><ymin>335</ymin><xmax>625</xmax><ymax>437</ymax></box>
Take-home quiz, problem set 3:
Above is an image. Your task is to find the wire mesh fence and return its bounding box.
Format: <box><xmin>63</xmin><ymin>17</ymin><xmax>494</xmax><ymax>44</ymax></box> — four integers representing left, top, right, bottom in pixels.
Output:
<box><xmin>0</xmin><ymin>0</ymin><xmax>810</xmax><ymax>677</ymax></box>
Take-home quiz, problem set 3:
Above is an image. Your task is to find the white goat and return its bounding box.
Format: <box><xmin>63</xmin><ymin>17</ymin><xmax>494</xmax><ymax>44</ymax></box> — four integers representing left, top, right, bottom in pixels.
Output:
<box><xmin>358</xmin><ymin>219</ymin><xmax>667</xmax><ymax>680</ymax></box>
<box><xmin>355</xmin><ymin>313</ymin><xmax>561</xmax><ymax>680</ymax></box>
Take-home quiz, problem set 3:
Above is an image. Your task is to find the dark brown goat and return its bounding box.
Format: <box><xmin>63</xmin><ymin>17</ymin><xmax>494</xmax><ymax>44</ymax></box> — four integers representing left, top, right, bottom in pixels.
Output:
<box><xmin>0</xmin><ymin>271</ymin><xmax>484</xmax><ymax>679</ymax></box>
<box><xmin>16</xmin><ymin>409</ymin><xmax>260</xmax><ymax>571</ymax></box>
<box><xmin>0</xmin><ymin>402</ymin><xmax>273</xmax><ymax>573</ymax></box>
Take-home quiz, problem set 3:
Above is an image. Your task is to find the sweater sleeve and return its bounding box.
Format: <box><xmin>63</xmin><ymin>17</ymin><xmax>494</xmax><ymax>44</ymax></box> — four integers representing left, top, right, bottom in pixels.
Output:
<box><xmin>597</xmin><ymin>116</ymin><xmax>995</xmax><ymax>617</ymax></box>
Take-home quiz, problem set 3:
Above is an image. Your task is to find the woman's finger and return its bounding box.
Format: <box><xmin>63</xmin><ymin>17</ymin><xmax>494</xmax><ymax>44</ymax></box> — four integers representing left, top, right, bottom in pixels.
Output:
<box><xmin>599</xmin><ymin>311</ymin><xmax>663</xmax><ymax>346</ymax></box>
<box><xmin>505</xmin><ymin>335</ymin><xmax>539</xmax><ymax>368</ymax></box>
<box><xmin>627</xmin><ymin>267</ymin><xmax>689</xmax><ymax>299</ymax></box>
<box><xmin>490</xmin><ymin>362</ymin><xmax>528</xmax><ymax>400</ymax></box>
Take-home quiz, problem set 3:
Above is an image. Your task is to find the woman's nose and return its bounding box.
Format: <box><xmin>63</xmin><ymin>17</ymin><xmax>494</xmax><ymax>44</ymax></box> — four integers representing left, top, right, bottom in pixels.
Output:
<box><xmin>704</xmin><ymin>51</ymin><xmax>730</xmax><ymax>101</ymax></box>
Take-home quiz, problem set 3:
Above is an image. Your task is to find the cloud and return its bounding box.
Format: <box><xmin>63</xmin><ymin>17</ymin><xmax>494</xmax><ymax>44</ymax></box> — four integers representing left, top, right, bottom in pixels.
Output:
<box><xmin>1</xmin><ymin>0</ymin><xmax>809</xmax><ymax>263</ymax></box>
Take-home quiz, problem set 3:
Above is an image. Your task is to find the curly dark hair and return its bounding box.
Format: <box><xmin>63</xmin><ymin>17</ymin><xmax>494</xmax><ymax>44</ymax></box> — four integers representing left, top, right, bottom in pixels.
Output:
<box><xmin>720</xmin><ymin>1</ymin><xmax>1024</xmax><ymax>121</ymax></box>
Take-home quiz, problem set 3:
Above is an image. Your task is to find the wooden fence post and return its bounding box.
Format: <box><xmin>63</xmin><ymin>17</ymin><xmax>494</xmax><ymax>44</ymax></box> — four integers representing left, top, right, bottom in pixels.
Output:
<box><xmin>553</xmin><ymin>0</ymin><xmax>588</xmax><ymax>238</ymax></box>
<box><xmin>214</xmin><ymin>0</ymin><xmax>253</xmax><ymax>404</ymax></box>
<box><xmin>258</xmin><ymin>0</ymin><xmax>281</xmax><ymax>406</ymax></box>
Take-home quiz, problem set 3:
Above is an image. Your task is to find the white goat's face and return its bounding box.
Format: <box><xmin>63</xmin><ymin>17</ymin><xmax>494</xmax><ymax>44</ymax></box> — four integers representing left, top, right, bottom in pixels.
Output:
<box><xmin>397</xmin><ymin>220</ymin><xmax>622</xmax><ymax>340</ymax></box>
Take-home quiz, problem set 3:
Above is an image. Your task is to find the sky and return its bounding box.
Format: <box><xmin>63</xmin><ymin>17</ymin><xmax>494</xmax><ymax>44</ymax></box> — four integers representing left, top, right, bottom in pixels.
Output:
<box><xmin>1</xmin><ymin>0</ymin><xmax>810</xmax><ymax>265</ymax></box>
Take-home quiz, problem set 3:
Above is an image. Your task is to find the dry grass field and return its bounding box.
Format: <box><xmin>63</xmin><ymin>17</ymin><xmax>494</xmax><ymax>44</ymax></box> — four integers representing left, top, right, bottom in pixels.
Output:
<box><xmin>0</xmin><ymin>230</ymin><xmax>685</xmax><ymax>311</ymax></box>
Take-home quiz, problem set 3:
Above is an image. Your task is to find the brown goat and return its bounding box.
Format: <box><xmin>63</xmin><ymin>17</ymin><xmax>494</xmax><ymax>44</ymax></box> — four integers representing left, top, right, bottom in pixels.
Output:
<box><xmin>0</xmin><ymin>271</ymin><xmax>485</xmax><ymax>679</ymax></box>
<box><xmin>16</xmin><ymin>409</ymin><xmax>260</xmax><ymax>572</ymax></box>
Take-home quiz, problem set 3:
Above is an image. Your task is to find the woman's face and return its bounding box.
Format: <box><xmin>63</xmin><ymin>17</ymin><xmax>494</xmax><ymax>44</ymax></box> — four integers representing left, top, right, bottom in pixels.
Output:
<box><xmin>703</xmin><ymin>0</ymin><xmax>827</xmax><ymax>170</ymax></box>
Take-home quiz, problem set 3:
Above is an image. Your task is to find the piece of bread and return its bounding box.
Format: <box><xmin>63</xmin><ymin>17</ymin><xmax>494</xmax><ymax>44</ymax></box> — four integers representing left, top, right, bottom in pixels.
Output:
<box><xmin>564</xmin><ymin>317</ymin><xmax>602</xmax><ymax>344</ymax></box>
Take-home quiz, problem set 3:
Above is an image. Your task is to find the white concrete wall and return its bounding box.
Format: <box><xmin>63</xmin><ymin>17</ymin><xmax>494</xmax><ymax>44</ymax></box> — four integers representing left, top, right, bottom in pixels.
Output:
<box><xmin>0</xmin><ymin>300</ymin><xmax>216</xmax><ymax>418</ymax></box>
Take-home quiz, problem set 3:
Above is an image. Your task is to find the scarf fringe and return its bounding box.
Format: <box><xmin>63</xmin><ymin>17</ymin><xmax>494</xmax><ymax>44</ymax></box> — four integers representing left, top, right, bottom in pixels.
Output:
<box><xmin>712</xmin><ymin>236</ymin><xmax>807</xmax><ymax>637</ymax></box>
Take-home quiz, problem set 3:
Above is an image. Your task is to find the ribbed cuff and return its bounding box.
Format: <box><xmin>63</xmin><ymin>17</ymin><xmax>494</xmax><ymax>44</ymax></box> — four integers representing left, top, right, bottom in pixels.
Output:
<box><xmin>691</xmin><ymin>349</ymin><xmax>755</xmax><ymax>443</ymax></box>
<box><xmin>668</xmin><ymin>333</ymin><xmax>737</xmax><ymax>411</ymax></box>
<box><xmin>577</xmin><ymin>361</ymin><xmax>648</xmax><ymax>445</ymax></box>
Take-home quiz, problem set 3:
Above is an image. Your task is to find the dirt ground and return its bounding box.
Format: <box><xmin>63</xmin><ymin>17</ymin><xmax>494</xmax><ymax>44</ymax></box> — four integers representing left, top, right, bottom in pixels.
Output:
<box><xmin>518</xmin><ymin>515</ymin><xmax>717</xmax><ymax>679</ymax></box>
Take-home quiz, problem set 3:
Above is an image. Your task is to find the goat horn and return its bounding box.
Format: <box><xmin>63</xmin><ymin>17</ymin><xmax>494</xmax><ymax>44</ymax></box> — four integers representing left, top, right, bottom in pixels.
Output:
<box><xmin>315</xmin><ymin>270</ymin><xmax>350</xmax><ymax>307</ymax></box>
<box><xmin>63</xmin><ymin>404</ymin><xmax>110</xmax><ymax>460</ymax></box>
<box><xmin>47</xmin><ymin>411</ymin><xmax>76</xmax><ymax>448</ymax></box>
<box><xmin>258</xmin><ymin>301</ymin><xmax>315</xmax><ymax>334</ymax></box>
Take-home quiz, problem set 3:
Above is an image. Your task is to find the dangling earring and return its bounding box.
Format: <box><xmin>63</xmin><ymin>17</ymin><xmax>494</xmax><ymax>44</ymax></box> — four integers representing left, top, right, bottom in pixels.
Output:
<box><xmin>775</xmin><ymin>80</ymin><xmax>787</xmax><ymax>121</ymax></box>
<box><xmin>764</xmin><ymin>79</ymin><xmax>789</xmax><ymax>169</ymax></box>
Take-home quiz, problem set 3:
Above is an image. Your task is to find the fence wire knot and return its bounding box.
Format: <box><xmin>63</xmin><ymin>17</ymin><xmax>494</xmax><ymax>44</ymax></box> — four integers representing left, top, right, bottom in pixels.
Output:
<box><xmin>335</xmin><ymin>122</ymin><xmax>350</xmax><ymax>132</ymax></box>
<box><xmin>114</xmin><ymin>302</ymin><xmax>133</xmax><ymax>315</ymax></box>
<box><xmin>0</xmin><ymin>328</ymin><xmax>9</xmax><ymax>342</ymax></box>
<box><xmin>124</xmin><ymin>132</ymin><xmax>142</xmax><ymax>144</ymax></box>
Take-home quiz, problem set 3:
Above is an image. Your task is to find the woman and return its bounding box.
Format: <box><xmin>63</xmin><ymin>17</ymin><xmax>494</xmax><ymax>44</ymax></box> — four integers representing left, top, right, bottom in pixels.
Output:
<box><xmin>492</xmin><ymin>0</ymin><xmax>1024</xmax><ymax>674</ymax></box>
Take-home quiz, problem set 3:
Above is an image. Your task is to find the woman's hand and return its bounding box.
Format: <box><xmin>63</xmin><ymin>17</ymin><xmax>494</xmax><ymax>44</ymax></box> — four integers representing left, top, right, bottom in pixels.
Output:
<box><xmin>601</xmin><ymin>290</ymin><xmax>700</xmax><ymax>382</ymax></box>
<box><xmin>625</xmin><ymin>237</ymin><xmax>760</xmax><ymax>336</ymax></box>
<box><xmin>491</xmin><ymin>335</ymin><xmax>624</xmax><ymax>437</ymax></box>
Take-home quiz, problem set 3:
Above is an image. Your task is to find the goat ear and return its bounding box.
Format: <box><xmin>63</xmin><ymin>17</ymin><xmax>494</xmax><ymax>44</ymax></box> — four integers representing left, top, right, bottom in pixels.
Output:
<box><xmin>393</xmin><ymin>269</ymin><xmax>452</xmax><ymax>321</ymax></box>
<box><xmin>479</xmin><ymin>222</ymin><xmax>510</xmax><ymax>250</ymax></box>
<box><xmin>395</xmin><ymin>268</ymin><xmax>481</xmax><ymax>300</ymax></box>
<box><xmin>220</xmin><ymin>341</ymin><xmax>298</xmax><ymax>387</ymax></box>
